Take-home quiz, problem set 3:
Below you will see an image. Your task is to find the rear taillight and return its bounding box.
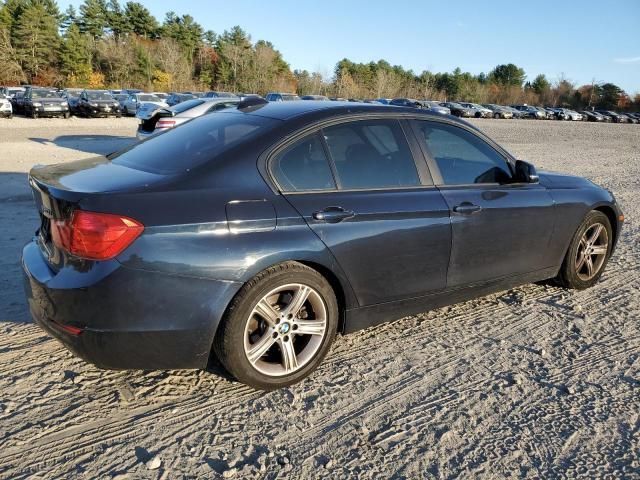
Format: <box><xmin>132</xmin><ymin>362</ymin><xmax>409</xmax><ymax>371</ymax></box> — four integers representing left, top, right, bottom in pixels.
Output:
<box><xmin>156</xmin><ymin>119</ymin><xmax>176</xmax><ymax>129</ymax></box>
<box><xmin>51</xmin><ymin>211</ymin><xmax>144</xmax><ymax>260</ymax></box>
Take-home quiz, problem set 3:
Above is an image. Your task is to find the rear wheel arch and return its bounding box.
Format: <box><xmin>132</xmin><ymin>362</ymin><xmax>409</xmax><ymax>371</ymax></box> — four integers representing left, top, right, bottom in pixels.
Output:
<box><xmin>295</xmin><ymin>260</ymin><xmax>348</xmax><ymax>333</ymax></box>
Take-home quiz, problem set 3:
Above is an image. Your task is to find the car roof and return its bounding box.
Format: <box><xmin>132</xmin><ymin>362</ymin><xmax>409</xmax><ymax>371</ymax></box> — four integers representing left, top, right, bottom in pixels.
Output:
<box><xmin>225</xmin><ymin>100</ymin><xmax>476</xmax><ymax>129</ymax></box>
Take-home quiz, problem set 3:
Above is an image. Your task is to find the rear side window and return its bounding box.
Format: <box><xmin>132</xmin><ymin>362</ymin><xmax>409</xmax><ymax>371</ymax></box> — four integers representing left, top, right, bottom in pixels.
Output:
<box><xmin>271</xmin><ymin>134</ymin><xmax>336</xmax><ymax>191</ymax></box>
<box><xmin>322</xmin><ymin>120</ymin><xmax>420</xmax><ymax>189</ymax></box>
<box><xmin>413</xmin><ymin>121</ymin><xmax>512</xmax><ymax>185</ymax></box>
<box><xmin>111</xmin><ymin>112</ymin><xmax>278</xmax><ymax>174</ymax></box>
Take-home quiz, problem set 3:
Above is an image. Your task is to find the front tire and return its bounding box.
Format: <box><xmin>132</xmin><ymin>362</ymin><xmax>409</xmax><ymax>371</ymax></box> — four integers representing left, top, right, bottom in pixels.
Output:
<box><xmin>557</xmin><ymin>211</ymin><xmax>612</xmax><ymax>290</ymax></box>
<box><xmin>214</xmin><ymin>262</ymin><xmax>338</xmax><ymax>390</ymax></box>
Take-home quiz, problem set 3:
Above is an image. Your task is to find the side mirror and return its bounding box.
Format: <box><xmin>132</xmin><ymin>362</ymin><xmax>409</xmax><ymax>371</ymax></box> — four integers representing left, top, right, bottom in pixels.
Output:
<box><xmin>514</xmin><ymin>160</ymin><xmax>539</xmax><ymax>183</ymax></box>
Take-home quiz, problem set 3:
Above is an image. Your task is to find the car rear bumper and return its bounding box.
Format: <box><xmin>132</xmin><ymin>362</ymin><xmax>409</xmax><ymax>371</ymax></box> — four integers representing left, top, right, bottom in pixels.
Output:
<box><xmin>22</xmin><ymin>240</ymin><xmax>241</xmax><ymax>370</ymax></box>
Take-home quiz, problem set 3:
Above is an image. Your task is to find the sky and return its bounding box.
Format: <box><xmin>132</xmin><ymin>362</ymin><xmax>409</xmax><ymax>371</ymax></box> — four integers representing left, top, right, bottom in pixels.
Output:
<box><xmin>59</xmin><ymin>0</ymin><xmax>640</xmax><ymax>94</ymax></box>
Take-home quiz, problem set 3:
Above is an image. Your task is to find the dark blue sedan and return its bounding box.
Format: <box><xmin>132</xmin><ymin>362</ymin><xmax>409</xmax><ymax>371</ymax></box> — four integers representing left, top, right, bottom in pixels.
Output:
<box><xmin>22</xmin><ymin>100</ymin><xmax>623</xmax><ymax>390</ymax></box>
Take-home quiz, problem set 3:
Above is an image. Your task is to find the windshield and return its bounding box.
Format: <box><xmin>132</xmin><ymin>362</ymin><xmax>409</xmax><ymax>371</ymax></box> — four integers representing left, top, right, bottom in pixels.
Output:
<box><xmin>139</xmin><ymin>95</ymin><xmax>161</xmax><ymax>102</ymax></box>
<box><xmin>111</xmin><ymin>112</ymin><xmax>279</xmax><ymax>174</ymax></box>
<box><xmin>31</xmin><ymin>90</ymin><xmax>59</xmax><ymax>99</ymax></box>
<box><xmin>87</xmin><ymin>91</ymin><xmax>113</xmax><ymax>100</ymax></box>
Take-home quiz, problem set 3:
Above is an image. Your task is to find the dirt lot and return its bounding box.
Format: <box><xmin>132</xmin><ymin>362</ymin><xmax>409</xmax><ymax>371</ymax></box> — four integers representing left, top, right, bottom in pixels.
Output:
<box><xmin>0</xmin><ymin>117</ymin><xmax>638</xmax><ymax>479</ymax></box>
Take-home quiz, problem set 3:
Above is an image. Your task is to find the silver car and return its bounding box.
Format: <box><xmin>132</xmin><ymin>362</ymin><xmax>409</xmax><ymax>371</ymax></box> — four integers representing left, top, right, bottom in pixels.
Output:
<box><xmin>136</xmin><ymin>97</ymin><xmax>241</xmax><ymax>140</ymax></box>
<box><xmin>123</xmin><ymin>93</ymin><xmax>168</xmax><ymax>116</ymax></box>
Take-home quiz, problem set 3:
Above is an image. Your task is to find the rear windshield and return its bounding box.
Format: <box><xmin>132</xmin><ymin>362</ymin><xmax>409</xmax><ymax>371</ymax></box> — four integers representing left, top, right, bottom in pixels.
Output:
<box><xmin>111</xmin><ymin>112</ymin><xmax>279</xmax><ymax>174</ymax></box>
<box><xmin>171</xmin><ymin>99</ymin><xmax>204</xmax><ymax>113</ymax></box>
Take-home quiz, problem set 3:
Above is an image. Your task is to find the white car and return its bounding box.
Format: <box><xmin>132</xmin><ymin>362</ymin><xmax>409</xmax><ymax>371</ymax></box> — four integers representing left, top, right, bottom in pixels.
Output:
<box><xmin>136</xmin><ymin>97</ymin><xmax>240</xmax><ymax>140</ymax></box>
<box><xmin>0</xmin><ymin>94</ymin><xmax>12</xmax><ymax>118</ymax></box>
<box><xmin>122</xmin><ymin>93</ymin><xmax>168</xmax><ymax>116</ymax></box>
<box><xmin>565</xmin><ymin>110</ymin><xmax>583</xmax><ymax>121</ymax></box>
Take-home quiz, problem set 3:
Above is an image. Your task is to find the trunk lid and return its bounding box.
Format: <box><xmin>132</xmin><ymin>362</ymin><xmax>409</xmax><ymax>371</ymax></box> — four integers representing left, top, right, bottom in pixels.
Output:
<box><xmin>29</xmin><ymin>157</ymin><xmax>168</xmax><ymax>269</ymax></box>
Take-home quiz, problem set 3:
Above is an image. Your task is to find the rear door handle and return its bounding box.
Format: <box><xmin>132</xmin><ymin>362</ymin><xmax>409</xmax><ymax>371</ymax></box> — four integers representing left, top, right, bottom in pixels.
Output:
<box><xmin>453</xmin><ymin>202</ymin><xmax>482</xmax><ymax>215</ymax></box>
<box><xmin>312</xmin><ymin>207</ymin><xmax>355</xmax><ymax>223</ymax></box>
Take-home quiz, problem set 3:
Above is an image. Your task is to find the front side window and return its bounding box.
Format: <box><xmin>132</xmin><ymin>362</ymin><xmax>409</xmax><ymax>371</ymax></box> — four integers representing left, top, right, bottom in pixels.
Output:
<box><xmin>413</xmin><ymin>121</ymin><xmax>511</xmax><ymax>185</ymax></box>
<box><xmin>322</xmin><ymin>120</ymin><xmax>420</xmax><ymax>190</ymax></box>
<box><xmin>271</xmin><ymin>134</ymin><xmax>336</xmax><ymax>192</ymax></box>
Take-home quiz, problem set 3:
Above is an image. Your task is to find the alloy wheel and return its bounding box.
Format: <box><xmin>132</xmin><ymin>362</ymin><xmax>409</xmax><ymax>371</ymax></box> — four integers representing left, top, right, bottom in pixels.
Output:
<box><xmin>243</xmin><ymin>283</ymin><xmax>327</xmax><ymax>377</ymax></box>
<box><xmin>575</xmin><ymin>223</ymin><xmax>608</xmax><ymax>281</ymax></box>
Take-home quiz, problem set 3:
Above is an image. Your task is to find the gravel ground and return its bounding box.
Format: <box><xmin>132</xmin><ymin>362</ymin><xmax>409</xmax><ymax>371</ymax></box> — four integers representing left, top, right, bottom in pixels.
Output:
<box><xmin>0</xmin><ymin>117</ymin><xmax>639</xmax><ymax>479</ymax></box>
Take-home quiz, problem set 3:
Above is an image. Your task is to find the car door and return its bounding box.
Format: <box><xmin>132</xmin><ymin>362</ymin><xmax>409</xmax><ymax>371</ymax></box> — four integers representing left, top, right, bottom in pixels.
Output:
<box><xmin>269</xmin><ymin>117</ymin><xmax>452</xmax><ymax>307</ymax></box>
<box><xmin>410</xmin><ymin>119</ymin><xmax>556</xmax><ymax>288</ymax></box>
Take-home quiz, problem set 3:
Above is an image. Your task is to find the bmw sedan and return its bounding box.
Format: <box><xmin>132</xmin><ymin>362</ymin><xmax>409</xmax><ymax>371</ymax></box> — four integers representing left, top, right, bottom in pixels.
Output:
<box><xmin>22</xmin><ymin>100</ymin><xmax>623</xmax><ymax>390</ymax></box>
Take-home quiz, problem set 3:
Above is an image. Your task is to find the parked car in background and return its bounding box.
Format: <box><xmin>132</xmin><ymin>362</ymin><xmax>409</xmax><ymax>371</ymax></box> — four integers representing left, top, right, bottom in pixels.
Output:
<box><xmin>23</xmin><ymin>88</ymin><xmax>70</xmax><ymax>118</ymax></box>
<box><xmin>579</xmin><ymin>110</ymin><xmax>603</xmax><ymax>122</ymax></box>
<box><xmin>620</xmin><ymin>113</ymin><xmax>638</xmax><ymax>124</ymax></box>
<box><xmin>150</xmin><ymin>92</ymin><xmax>169</xmax><ymax>100</ymax></box>
<box><xmin>511</xmin><ymin>105</ymin><xmax>546</xmax><ymax>119</ymax></box>
<box><xmin>11</xmin><ymin>91</ymin><xmax>25</xmax><ymax>113</ymax></box>
<box><xmin>423</xmin><ymin>101</ymin><xmax>451</xmax><ymax>115</ymax></box>
<box><xmin>113</xmin><ymin>93</ymin><xmax>129</xmax><ymax>109</ymax></box>
<box><xmin>1</xmin><ymin>86</ymin><xmax>25</xmax><ymax>98</ymax></box>
<box><xmin>76</xmin><ymin>90</ymin><xmax>122</xmax><ymax>117</ymax></box>
<box><xmin>390</xmin><ymin>98</ymin><xmax>425</xmax><ymax>108</ymax></box>
<box><xmin>458</xmin><ymin>102</ymin><xmax>492</xmax><ymax>118</ymax></box>
<box><xmin>237</xmin><ymin>93</ymin><xmax>262</xmax><ymax>101</ymax></box>
<box><xmin>500</xmin><ymin>106</ymin><xmax>524</xmax><ymax>119</ymax></box>
<box><xmin>440</xmin><ymin>102</ymin><xmax>474</xmax><ymax>118</ymax></box>
<box><xmin>122</xmin><ymin>93</ymin><xmax>168</xmax><ymax>116</ymax></box>
<box><xmin>22</xmin><ymin>101</ymin><xmax>623</xmax><ymax>390</ymax></box>
<box><xmin>60</xmin><ymin>88</ymin><xmax>84</xmax><ymax>115</ymax></box>
<box><xmin>124</xmin><ymin>88</ymin><xmax>143</xmax><ymax>95</ymax></box>
<box><xmin>204</xmin><ymin>91</ymin><xmax>238</xmax><ymax>99</ymax></box>
<box><xmin>0</xmin><ymin>93</ymin><xmax>12</xmax><ymax>117</ymax></box>
<box><xmin>375</xmin><ymin>98</ymin><xmax>392</xmax><ymax>104</ymax></box>
<box><xmin>595</xmin><ymin>110</ymin><xmax>625</xmax><ymax>123</ymax></box>
<box><xmin>136</xmin><ymin>97</ymin><xmax>241</xmax><ymax>140</ymax></box>
<box><xmin>166</xmin><ymin>93</ymin><xmax>198</xmax><ymax>107</ymax></box>
<box><xmin>265</xmin><ymin>92</ymin><xmax>301</xmax><ymax>102</ymax></box>
<box><xmin>482</xmin><ymin>104</ymin><xmax>513</xmax><ymax>119</ymax></box>
<box><xmin>301</xmin><ymin>95</ymin><xmax>330</xmax><ymax>101</ymax></box>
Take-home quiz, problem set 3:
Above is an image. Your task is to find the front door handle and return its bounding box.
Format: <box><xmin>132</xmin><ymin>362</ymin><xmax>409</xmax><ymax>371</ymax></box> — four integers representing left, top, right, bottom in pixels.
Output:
<box><xmin>453</xmin><ymin>202</ymin><xmax>482</xmax><ymax>215</ymax></box>
<box><xmin>312</xmin><ymin>207</ymin><xmax>355</xmax><ymax>223</ymax></box>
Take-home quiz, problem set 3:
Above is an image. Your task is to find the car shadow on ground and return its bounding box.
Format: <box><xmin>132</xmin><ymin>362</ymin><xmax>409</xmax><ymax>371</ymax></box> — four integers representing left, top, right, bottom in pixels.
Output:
<box><xmin>29</xmin><ymin>135</ymin><xmax>136</xmax><ymax>156</ymax></box>
<box><xmin>1</xmin><ymin>172</ymin><xmax>39</xmax><ymax>323</ymax></box>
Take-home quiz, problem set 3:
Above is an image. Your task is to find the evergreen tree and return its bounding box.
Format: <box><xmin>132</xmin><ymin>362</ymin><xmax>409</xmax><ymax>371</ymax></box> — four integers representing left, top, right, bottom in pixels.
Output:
<box><xmin>106</xmin><ymin>0</ymin><xmax>130</xmax><ymax>38</ymax></box>
<box><xmin>79</xmin><ymin>0</ymin><xmax>107</xmax><ymax>39</ymax></box>
<box><xmin>60</xmin><ymin>5</ymin><xmax>77</xmax><ymax>34</ymax></box>
<box><xmin>59</xmin><ymin>23</ymin><xmax>91</xmax><ymax>82</ymax></box>
<box><xmin>13</xmin><ymin>1</ymin><xmax>59</xmax><ymax>81</ymax></box>
<box><xmin>124</xmin><ymin>1</ymin><xmax>157</xmax><ymax>38</ymax></box>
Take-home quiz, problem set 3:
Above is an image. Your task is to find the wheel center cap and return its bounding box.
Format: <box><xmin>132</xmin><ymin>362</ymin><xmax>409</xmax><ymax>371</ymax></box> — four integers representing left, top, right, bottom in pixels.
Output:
<box><xmin>279</xmin><ymin>323</ymin><xmax>290</xmax><ymax>334</ymax></box>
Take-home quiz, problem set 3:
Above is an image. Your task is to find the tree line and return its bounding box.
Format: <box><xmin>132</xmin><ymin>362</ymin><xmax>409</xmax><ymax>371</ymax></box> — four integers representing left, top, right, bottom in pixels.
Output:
<box><xmin>0</xmin><ymin>0</ymin><xmax>638</xmax><ymax>111</ymax></box>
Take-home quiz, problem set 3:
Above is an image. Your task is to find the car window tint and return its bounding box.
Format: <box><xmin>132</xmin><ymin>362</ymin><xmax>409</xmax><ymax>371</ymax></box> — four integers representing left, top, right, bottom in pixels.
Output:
<box><xmin>111</xmin><ymin>112</ymin><xmax>278</xmax><ymax>174</ymax></box>
<box><xmin>271</xmin><ymin>134</ymin><xmax>336</xmax><ymax>192</ymax></box>
<box><xmin>414</xmin><ymin>121</ymin><xmax>511</xmax><ymax>185</ymax></box>
<box><xmin>323</xmin><ymin>120</ymin><xmax>420</xmax><ymax>189</ymax></box>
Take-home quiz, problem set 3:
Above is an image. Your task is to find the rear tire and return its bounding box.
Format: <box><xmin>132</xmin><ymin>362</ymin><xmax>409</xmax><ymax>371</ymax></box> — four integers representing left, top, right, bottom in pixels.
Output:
<box><xmin>556</xmin><ymin>211</ymin><xmax>612</xmax><ymax>290</ymax></box>
<box><xmin>214</xmin><ymin>262</ymin><xmax>339</xmax><ymax>390</ymax></box>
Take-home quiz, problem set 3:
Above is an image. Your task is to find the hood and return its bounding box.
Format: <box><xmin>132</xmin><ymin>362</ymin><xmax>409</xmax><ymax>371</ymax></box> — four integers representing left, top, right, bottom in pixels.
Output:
<box><xmin>87</xmin><ymin>99</ymin><xmax>119</xmax><ymax>105</ymax></box>
<box><xmin>537</xmin><ymin>170</ymin><xmax>597</xmax><ymax>189</ymax></box>
<box><xmin>30</xmin><ymin>156</ymin><xmax>169</xmax><ymax>200</ymax></box>
<box><xmin>33</xmin><ymin>98</ymin><xmax>64</xmax><ymax>103</ymax></box>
